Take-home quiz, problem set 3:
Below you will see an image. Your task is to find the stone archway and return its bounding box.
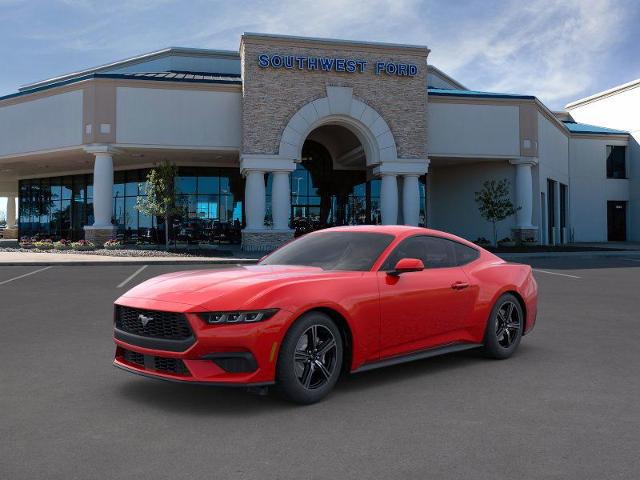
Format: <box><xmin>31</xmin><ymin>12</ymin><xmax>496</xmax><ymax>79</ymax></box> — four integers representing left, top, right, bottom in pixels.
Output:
<box><xmin>278</xmin><ymin>86</ymin><xmax>398</xmax><ymax>166</ymax></box>
<box><xmin>240</xmin><ymin>86</ymin><xmax>429</xmax><ymax>251</ymax></box>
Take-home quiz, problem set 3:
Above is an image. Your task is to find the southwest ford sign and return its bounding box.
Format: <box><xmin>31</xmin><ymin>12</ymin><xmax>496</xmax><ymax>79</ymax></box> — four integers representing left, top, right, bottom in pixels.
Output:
<box><xmin>257</xmin><ymin>54</ymin><xmax>418</xmax><ymax>77</ymax></box>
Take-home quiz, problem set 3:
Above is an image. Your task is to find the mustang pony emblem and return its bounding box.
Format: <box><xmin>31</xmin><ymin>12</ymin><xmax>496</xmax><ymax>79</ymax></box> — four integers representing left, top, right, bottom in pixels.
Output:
<box><xmin>138</xmin><ymin>314</ymin><xmax>153</xmax><ymax>327</ymax></box>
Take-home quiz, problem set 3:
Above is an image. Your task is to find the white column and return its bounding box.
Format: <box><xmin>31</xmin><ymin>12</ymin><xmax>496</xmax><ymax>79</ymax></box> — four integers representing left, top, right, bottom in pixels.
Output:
<box><xmin>402</xmin><ymin>174</ymin><xmax>420</xmax><ymax>226</ymax></box>
<box><xmin>271</xmin><ymin>171</ymin><xmax>290</xmax><ymax>230</ymax></box>
<box><xmin>512</xmin><ymin>160</ymin><xmax>535</xmax><ymax>228</ymax></box>
<box><xmin>380</xmin><ymin>174</ymin><xmax>398</xmax><ymax>225</ymax></box>
<box><xmin>6</xmin><ymin>195</ymin><xmax>17</xmax><ymax>228</ymax></box>
<box><xmin>244</xmin><ymin>170</ymin><xmax>266</xmax><ymax>230</ymax></box>
<box><xmin>92</xmin><ymin>152</ymin><xmax>114</xmax><ymax>227</ymax></box>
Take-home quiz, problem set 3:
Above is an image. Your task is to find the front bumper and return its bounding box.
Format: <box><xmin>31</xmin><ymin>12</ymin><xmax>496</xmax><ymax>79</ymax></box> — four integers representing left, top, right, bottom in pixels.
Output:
<box><xmin>113</xmin><ymin>300</ymin><xmax>290</xmax><ymax>385</ymax></box>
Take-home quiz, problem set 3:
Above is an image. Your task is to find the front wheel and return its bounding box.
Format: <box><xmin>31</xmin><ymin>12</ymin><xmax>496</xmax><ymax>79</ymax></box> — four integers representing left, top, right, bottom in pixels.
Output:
<box><xmin>275</xmin><ymin>312</ymin><xmax>343</xmax><ymax>404</ymax></box>
<box><xmin>482</xmin><ymin>293</ymin><xmax>524</xmax><ymax>359</ymax></box>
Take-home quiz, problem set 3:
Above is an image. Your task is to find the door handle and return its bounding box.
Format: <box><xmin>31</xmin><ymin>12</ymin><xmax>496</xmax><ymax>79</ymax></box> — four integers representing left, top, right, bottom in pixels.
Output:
<box><xmin>451</xmin><ymin>281</ymin><xmax>469</xmax><ymax>290</ymax></box>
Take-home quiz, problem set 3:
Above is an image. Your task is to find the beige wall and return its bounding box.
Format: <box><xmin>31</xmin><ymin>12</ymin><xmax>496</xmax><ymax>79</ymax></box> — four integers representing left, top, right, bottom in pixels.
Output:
<box><xmin>427</xmin><ymin>102</ymin><xmax>520</xmax><ymax>157</ymax></box>
<box><xmin>115</xmin><ymin>86</ymin><xmax>242</xmax><ymax>148</ymax></box>
<box><xmin>0</xmin><ymin>90</ymin><xmax>83</xmax><ymax>157</ymax></box>
<box><xmin>429</xmin><ymin>161</ymin><xmax>517</xmax><ymax>242</ymax></box>
<box><xmin>240</xmin><ymin>35</ymin><xmax>429</xmax><ymax>159</ymax></box>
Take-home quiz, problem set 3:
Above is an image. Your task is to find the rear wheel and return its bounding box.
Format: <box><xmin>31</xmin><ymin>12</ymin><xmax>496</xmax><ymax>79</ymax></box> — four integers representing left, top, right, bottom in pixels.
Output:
<box><xmin>482</xmin><ymin>293</ymin><xmax>523</xmax><ymax>359</ymax></box>
<box><xmin>276</xmin><ymin>312</ymin><xmax>343</xmax><ymax>404</ymax></box>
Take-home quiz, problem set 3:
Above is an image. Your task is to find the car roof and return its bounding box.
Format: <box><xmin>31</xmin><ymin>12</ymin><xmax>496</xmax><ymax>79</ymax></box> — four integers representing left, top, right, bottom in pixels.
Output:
<box><xmin>313</xmin><ymin>225</ymin><xmax>461</xmax><ymax>240</ymax></box>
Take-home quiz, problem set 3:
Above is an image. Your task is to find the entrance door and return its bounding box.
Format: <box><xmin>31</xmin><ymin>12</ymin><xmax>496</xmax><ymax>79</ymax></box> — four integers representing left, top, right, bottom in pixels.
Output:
<box><xmin>607</xmin><ymin>201</ymin><xmax>627</xmax><ymax>241</ymax></box>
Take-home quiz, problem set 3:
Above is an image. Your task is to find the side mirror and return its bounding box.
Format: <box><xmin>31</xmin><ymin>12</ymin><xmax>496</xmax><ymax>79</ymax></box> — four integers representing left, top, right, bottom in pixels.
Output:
<box><xmin>389</xmin><ymin>258</ymin><xmax>424</xmax><ymax>276</ymax></box>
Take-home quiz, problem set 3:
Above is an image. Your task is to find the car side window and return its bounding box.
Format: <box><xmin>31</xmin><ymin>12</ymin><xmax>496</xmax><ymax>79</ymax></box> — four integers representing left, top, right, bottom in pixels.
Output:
<box><xmin>382</xmin><ymin>235</ymin><xmax>457</xmax><ymax>270</ymax></box>
<box><xmin>453</xmin><ymin>242</ymin><xmax>480</xmax><ymax>266</ymax></box>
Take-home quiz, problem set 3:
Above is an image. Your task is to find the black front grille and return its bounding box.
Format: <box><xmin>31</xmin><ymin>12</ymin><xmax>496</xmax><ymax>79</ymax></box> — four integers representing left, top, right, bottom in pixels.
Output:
<box><xmin>116</xmin><ymin>306</ymin><xmax>192</xmax><ymax>340</ymax></box>
<box><xmin>154</xmin><ymin>356</ymin><xmax>190</xmax><ymax>376</ymax></box>
<box><xmin>123</xmin><ymin>349</ymin><xmax>144</xmax><ymax>367</ymax></box>
<box><xmin>120</xmin><ymin>348</ymin><xmax>190</xmax><ymax>376</ymax></box>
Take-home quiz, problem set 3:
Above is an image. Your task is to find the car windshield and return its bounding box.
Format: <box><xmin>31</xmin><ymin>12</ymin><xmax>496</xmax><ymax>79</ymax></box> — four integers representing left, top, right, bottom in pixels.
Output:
<box><xmin>259</xmin><ymin>231</ymin><xmax>394</xmax><ymax>271</ymax></box>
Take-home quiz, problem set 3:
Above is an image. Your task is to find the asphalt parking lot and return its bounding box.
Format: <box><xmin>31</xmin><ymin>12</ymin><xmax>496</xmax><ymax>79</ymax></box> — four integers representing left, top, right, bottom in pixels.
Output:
<box><xmin>1</xmin><ymin>257</ymin><xmax>639</xmax><ymax>479</ymax></box>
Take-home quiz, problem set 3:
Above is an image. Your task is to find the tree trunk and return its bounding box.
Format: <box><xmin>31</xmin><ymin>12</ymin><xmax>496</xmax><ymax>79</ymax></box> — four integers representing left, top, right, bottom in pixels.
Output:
<box><xmin>492</xmin><ymin>221</ymin><xmax>498</xmax><ymax>246</ymax></box>
<box><xmin>164</xmin><ymin>214</ymin><xmax>169</xmax><ymax>251</ymax></box>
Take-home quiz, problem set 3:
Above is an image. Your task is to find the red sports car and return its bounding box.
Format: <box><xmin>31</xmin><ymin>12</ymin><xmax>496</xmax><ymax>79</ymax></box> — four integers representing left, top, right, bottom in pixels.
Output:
<box><xmin>113</xmin><ymin>226</ymin><xmax>537</xmax><ymax>404</ymax></box>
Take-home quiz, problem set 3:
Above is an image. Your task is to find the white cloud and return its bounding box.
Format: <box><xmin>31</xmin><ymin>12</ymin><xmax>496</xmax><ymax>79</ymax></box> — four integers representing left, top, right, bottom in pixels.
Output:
<box><xmin>426</xmin><ymin>0</ymin><xmax>628</xmax><ymax>107</ymax></box>
<box><xmin>2</xmin><ymin>0</ymin><xmax>635</xmax><ymax>109</ymax></box>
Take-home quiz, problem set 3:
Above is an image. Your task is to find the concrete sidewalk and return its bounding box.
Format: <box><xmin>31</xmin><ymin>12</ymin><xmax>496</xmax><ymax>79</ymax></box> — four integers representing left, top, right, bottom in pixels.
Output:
<box><xmin>2</xmin><ymin>248</ymin><xmax>640</xmax><ymax>266</ymax></box>
<box><xmin>0</xmin><ymin>251</ymin><xmax>259</xmax><ymax>266</ymax></box>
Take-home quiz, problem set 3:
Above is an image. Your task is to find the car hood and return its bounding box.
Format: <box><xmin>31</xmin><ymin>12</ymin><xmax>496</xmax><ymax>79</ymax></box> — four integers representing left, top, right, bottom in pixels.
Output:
<box><xmin>117</xmin><ymin>265</ymin><xmax>347</xmax><ymax>309</ymax></box>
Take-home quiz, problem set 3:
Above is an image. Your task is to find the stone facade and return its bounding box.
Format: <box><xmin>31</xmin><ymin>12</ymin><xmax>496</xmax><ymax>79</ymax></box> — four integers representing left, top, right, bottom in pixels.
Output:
<box><xmin>241</xmin><ymin>230</ymin><xmax>294</xmax><ymax>252</ymax></box>
<box><xmin>511</xmin><ymin>227</ymin><xmax>539</xmax><ymax>243</ymax></box>
<box><xmin>1</xmin><ymin>228</ymin><xmax>18</xmax><ymax>239</ymax></box>
<box><xmin>240</xmin><ymin>34</ymin><xmax>429</xmax><ymax>160</ymax></box>
<box><xmin>84</xmin><ymin>226</ymin><xmax>117</xmax><ymax>246</ymax></box>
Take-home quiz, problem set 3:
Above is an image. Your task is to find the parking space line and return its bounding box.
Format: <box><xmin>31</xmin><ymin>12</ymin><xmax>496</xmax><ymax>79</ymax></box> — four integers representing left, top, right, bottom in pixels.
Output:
<box><xmin>533</xmin><ymin>269</ymin><xmax>581</xmax><ymax>279</ymax></box>
<box><xmin>0</xmin><ymin>266</ymin><xmax>52</xmax><ymax>286</ymax></box>
<box><xmin>623</xmin><ymin>258</ymin><xmax>640</xmax><ymax>262</ymax></box>
<box><xmin>117</xmin><ymin>265</ymin><xmax>148</xmax><ymax>289</ymax></box>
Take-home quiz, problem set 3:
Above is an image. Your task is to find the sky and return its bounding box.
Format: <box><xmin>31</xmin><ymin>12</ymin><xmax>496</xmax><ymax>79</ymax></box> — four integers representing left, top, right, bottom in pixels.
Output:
<box><xmin>1</xmin><ymin>0</ymin><xmax>640</xmax><ymax>213</ymax></box>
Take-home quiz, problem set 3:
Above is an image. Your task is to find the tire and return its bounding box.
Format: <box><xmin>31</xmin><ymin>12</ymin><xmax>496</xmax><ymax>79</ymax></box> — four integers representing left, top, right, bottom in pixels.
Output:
<box><xmin>275</xmin><ymin>311</ymin><xmax>343</xmax><ymax>404</ymax></box>
<box><xmin>482</xmin><ymin>293</ymin><xmax>524</xmax><ymax>359</ymax></box>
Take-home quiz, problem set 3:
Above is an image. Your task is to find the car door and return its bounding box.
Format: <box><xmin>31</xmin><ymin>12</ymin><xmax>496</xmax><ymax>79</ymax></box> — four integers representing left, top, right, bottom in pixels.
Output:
<box><xmin>377</xmin><ymin>235</ymin><xmax>477</xmax><ymax>358</ymax></box>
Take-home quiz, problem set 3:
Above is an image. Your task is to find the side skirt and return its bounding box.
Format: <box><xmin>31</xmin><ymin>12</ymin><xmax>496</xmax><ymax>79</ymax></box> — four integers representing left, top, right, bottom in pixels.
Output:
<box><xmin>352</xmin><ymin>343</ymin><xmax>483</xmax><ymax>374</ymax></box>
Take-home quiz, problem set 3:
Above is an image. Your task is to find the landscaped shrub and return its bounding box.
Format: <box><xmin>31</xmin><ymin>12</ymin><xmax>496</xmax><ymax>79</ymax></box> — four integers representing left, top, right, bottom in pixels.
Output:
<box><xmin>71</xmin><ymin>240</ymin><xmax>96</xmax><ymax>251</ymax></box>
<box><xmin>19</xmin><ymin>236</ymin><xmax>34</xmax><ymax>249</ymax></box>
<box><xmin>54</xmin><ymin>239</ymin><xmax>73</xmax><ymax>250</ymax></box>
<box><xmin>103</xmin><ymin>239</ymin><xmax>123</xmax><ymax>250</ymax></box>
<box><xmin>497</xmin><ymin>237</ymin><xmax>516</xmax><ymax>247</ymax></box>
<box><xmin>33</xmin><ymin>239</ymin><xmax>54</xmax><ymax>250</ymax></box>
<box><xmin>474</xmin><ymin>237</ymin><xmax>490</xmax><ymax>246</ymax></box>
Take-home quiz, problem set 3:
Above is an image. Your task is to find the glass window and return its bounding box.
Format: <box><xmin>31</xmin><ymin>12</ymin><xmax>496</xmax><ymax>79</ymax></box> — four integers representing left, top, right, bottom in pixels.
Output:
<box><xmin>453</xmin><ymin>242</ymin><xmax>479</xmax><ymax>266</ymax></box>
<box><xmin>113</xmin><ymin>197</ymin><xmax>125</xmax><ymax>230</ymax></box>
<box><xmin>49</xmin><ymin>177</ymin><xmax>61</xmax><ymax>202</ymax></box>
<box><xmin>606</xmin><ymin>146</ymin><xmax>626</xmax><ymax>179</ymax></box>
<box><xmin>113</xmin><ymin>171</ymin><xmax>125</xmax><ymax>199</ymax></box>
<box><xmin>125</xmin><ymin>197</ymin><xmax>139</xmax><ymax>230</ymax></box>
<box><xmin>125</xmin><ymin>170</ymin><xmax>139</xmax><ymax>196</ymax></box>
<box><xmin>382</xmin><ymin>235</ymin><xmax>457</xmax><ymax>270</ymax></box>
<box><xmin>61</xmin><ymin>177</ymin><xmax>73</xmax><ymax>200</ymax></box>
<box><xmin>261</xmin><ymin>231</ymin><xmax>394</xmax><ymax>271</ymax></box>
<box><xmin>199</xmin><ymin>175</ymin><xmax>218</xmax><ymax>195</ymax></box>
<box><xmin>175</xmin><ymin>174</ymin><xmax>197</xmax><ymax>194</ymax></box>
<box><xmin>72</xmin><ymin>176</ymin><xmax>86</xmax><ymax>202</ymax></box>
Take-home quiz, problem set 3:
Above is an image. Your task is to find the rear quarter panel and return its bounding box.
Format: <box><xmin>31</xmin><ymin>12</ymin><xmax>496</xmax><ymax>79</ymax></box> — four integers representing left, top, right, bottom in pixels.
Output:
<box><xmin>462</xmin><ymin>255</ymin><xmax>538</xmax><ymax>340</ymax></box>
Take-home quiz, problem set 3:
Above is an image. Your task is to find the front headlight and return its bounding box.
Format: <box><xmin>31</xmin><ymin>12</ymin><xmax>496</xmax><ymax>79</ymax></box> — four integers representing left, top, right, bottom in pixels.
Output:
<box><xmin>198</xmin><ymin>309</ymin><xmax>279</xmax><ymax>325</ymax></box>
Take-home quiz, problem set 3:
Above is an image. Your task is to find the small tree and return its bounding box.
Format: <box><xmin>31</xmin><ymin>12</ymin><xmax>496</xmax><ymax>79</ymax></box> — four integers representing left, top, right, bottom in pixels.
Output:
<box><xmin>136</xmin><ymin>161</ymin><xmax>181</xmax><ymax>250</ymax></box>
<box><xmin>474</xmin><ymin>179</ymin><xmax>519</xmax><ymax>246</ymax></box>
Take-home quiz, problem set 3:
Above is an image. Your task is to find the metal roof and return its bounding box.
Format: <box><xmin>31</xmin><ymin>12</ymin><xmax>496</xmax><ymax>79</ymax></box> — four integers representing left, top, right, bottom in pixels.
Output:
<box><xmin>428</xmin><ymin>87</ymin><xmax>535</xmax><ymax>100</ymax></box>
<box><xmin>0</xmin><ymin>71</ymin><xmax>241</xmax><ymax>103</ymax></box>
<box><xmin>562</xmin><ymin>121</ymin><xmax>628</xmax><ymax>135</ymax></box>
<box><xmin>19</xmin><ymin>47</ymin><xmax>240</xmax><ymax>92</ymax></box>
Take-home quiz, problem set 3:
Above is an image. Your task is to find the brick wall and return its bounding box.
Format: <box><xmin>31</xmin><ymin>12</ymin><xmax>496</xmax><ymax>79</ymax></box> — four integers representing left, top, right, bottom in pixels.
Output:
<box><xmin>240</xmin><ymin>36</ymin><xmax>429</xmax><ymax>160</ymax></box>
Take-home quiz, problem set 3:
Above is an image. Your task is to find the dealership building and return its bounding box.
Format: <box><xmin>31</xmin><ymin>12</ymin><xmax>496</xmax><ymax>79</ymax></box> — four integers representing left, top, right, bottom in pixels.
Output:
<box><xmin>0</xmin><ymin>33</ymin><xmax>637</xmax><ymax>249</ymax></box>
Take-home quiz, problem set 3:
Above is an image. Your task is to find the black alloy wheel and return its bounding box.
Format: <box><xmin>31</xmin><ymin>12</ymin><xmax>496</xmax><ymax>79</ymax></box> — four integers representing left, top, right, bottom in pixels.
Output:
<box><xmin>276</xmin><ymin>312</ymin><xmax>343</xmax><ymax>404</ymax></box>
<box><xmin>482</xmin><ymin>293</ymin><xmax>524</xmax><ymax>359</ymax></box>
<box><xmin>496</xmin><ymin>300</ymin><xmax>521</xmax><ymax>348</ymax></box>
<box><xmin>293</xmin><ymin>324</ymin><xmax>338</xmax><ymax>390</ymax></box>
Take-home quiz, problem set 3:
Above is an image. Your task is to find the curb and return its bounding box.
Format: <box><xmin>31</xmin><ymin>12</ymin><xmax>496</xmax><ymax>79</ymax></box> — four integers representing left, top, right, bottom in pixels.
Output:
<box><xmin>498</xmin><ymin>251</ymin><xmax>640</xmax><ymax>261</ymax></box>
<box><xmin>0</xmin><ymin>258</ymin><xmax>260</xmax><ymax>267</ymax></box>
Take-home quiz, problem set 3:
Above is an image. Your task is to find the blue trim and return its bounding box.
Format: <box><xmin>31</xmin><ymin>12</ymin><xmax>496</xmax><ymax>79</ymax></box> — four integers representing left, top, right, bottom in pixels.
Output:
<box><xmin>562</xmin><ymin>121</ymin><xmax>628</xmax><ymax>135</ymax></box>
<box><xmin>428</xmin><ymin>87</ymin><xmax>535</xmax><ymax>100</ymax></box>
<box><xmin>0</xmin><ymin>72</ymin><xmax>242</xmax><ymax>102</ymax></box>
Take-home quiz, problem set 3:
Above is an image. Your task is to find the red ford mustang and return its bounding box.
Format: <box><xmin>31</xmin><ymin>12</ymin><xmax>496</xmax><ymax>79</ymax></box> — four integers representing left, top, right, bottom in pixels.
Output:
<box><xmin>113</xmin><ymin>226</ymin><xmax>537</xmax><ymax>404</ymax></box>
